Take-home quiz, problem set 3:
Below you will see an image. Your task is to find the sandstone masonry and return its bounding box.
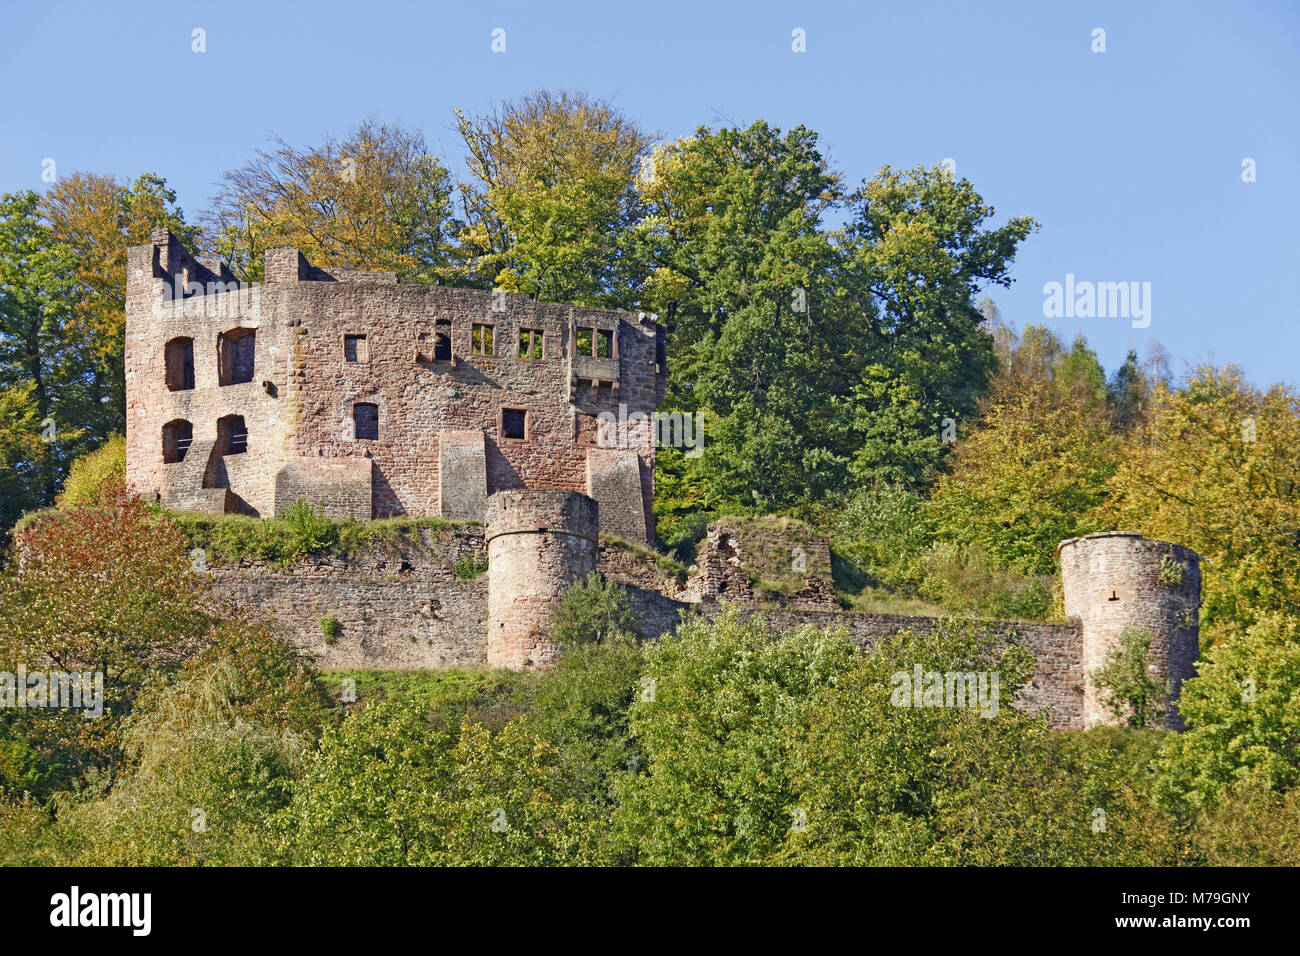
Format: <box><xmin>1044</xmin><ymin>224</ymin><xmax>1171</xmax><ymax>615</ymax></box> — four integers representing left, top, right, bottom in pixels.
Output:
<box><xmin>125</xmin><ymin>231</ymin><xmax>666</xmax><ymax>543</ymax></box>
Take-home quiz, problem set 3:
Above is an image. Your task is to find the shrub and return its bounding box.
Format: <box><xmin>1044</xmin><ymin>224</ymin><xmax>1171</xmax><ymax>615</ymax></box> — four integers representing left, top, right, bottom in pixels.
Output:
<box><xmin>453</xmin><ymin>553</ymin><xmax>489</xmax><ymax>580</ymax></box>
<box><xmin>320</xmin><ymin>617</ymin><xmax>340</xmax><ymax>644</ymax></box>
<box><xmin>0</xmin><ymin>483</ymin><xmax>217</xmax><ymax>789</ymax></box>
<box><xmin>550</xmin><ymin>574</ymin><xmax>636</xmax><ymax>646</ymax></box>
<box><xmin>530</xmin><ymin>634</ymin><xmax>644</xmax><ymax>803</ymax></box>
<box><xmin>915</xmin><ymin>541</ymin><xmax>1055</xmax><ymax>620</ymax></box>
<box><xmin>1154</xmin><ymin>612</ymin><xmax>1300</xmax><ymax>817</ymax></box>
<box><xmin>830</xmin><ymin>484</ymin><xmax>931</xmax><ymax>591</ymax></box>
<box><xmin>282</xmin><ymin>501</ymin><xmax>333</xmax><ymax>557</ymax></box>
<box><xmin>1093</xmin><ymin>626</ymin><xmax>1170</xmax><ymax>729</ymax></box>
<box><xmin>56</xmin><ymin>435</ymin><xmax>125</xmax><ymax>509</ymax></box>
<box><xmin>1159</xmin><ymin>554</ymin><xmax>1185</xmax><ymax>587</ymax></box>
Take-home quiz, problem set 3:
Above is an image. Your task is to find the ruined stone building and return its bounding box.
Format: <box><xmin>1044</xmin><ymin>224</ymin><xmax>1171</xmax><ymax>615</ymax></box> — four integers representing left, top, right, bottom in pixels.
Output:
<box><xmin>124</xmin><ymin>230</ymin><xmax>665</xmax><ymax>543</ymax></box>
<box><xmin>125</xmin><ymin>231</ymin><xmax>1200</xmax><ymax>728</ymax></box>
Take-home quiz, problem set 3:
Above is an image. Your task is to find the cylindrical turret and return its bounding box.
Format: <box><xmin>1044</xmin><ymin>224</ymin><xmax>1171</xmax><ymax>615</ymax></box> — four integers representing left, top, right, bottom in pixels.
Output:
<box><xmin>484</xmin><ymin>489</ymin><xmax>598</xmax><ymax>669</ymax></box>
<box><xmin>1058</xmin><ymin>531</ymin><xmax>1200</xmax><ymax>729</ymax></box>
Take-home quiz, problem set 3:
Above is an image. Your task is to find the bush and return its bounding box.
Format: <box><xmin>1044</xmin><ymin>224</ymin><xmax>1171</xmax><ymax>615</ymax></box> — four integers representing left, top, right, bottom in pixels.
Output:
<box><xmin>1093</xmin><ymin>626</ymin><xmax>1170</xmax><ymax>728</ymax></box>
<box><xmin>830</xmin><ymin>484</ymin><xmax>931</xmax><ymax>591</ymax></box>
<box><xmin>915</xmin><ymin>541</ymin><xmax>1055</xmax><ymax>620</ymax></box>
<box><xmin>530</xmin><ymin>635</ymin><xmax>644</xmax><ymax>803</ymax></box>
<box><xmin>453</xmin><ymin>553</ymin><xmax>489</xmax><ymax>580</ymax></box>
<box><xmin>273</xmin><ymin>701</ymin><xmax>598</xmax><ymax>865</ymax></box>
<box><xmin>0</xmin><ymin>484</ymin><xmax>218</xmax><ymax>790</ymax></box>
<box><xmin>320</xmin><ymin>617</ymin><xmax>340</xmax><ymax>644</ymax></box>
<box><xmin>1154</xmin><ymin>612</ymin><xmax>1300</xmax><ymax>818</ymax></box>
<box><xmin>550</xmin><ymin>574</ymin><xmax>636</xmax><ymax>646</ymax></box>
<box><xmin>56</xmin><ymin>435</ymin><xmax>125</xmax><ymax>509</ymax></box>
<box><xmin>1190</xmin><ymin>779</ymin><xmax>1300</xmax><ymax>865</ymax></box>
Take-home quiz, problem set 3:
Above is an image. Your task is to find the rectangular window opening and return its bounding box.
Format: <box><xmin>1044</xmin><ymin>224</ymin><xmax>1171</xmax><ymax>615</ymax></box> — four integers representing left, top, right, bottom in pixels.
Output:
<box><xmin>344</xmin><ymin>334</ymin><xmax>369</xmax><ymax>363</ymax></box>
<box><xmin>502</xmin><ymin>408</ymin><xmax>527</xmax><ymax>441</ymax></box>
<box><xmin>518</xmin><ymin>327</ymin><xmax>544</xmax><ymax>360</ymax></box>
<box><xmin>434</xmin><ymin>320</ymin><xmax>452</xmax><ymax>361</ymax></box>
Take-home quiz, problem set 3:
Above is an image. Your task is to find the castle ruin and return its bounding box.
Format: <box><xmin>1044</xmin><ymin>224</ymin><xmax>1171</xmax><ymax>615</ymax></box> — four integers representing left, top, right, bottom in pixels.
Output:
<box><xmin>125</xmin><ymin>233</ymin><xmax>1201</xmax><ymax>728</ymax></box>
<box><xmin>125</xmin><ymin>230</ymin><xmax>664</xmax><ymax>543</ymax></box>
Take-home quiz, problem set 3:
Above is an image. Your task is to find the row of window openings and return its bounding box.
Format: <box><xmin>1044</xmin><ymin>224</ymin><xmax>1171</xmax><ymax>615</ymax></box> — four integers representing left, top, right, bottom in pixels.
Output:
<box><xmin>161</xmin><ymin>403</ymin><xmax>531</xmax><ymax>463</ymax></box>
<box><xmin>165</xmin><ymin>324</ymin><xmax>615</xmax><ymax>393</ymax></box>
<box><xmin>165</xmin><ymin>331</ymin><xmax>254</xmax><ymax>391</ymax></box>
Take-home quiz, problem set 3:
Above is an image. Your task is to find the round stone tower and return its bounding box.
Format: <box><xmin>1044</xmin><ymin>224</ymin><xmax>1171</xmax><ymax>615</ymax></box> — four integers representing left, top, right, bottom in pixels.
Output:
<box><xmin>1058</xmin><ymin>532</ymin><xmax>1200</xmax><ymax>729</ymax></box>
<box><xmin>484</xmin><ymin>489</ymin><xmax>598</xmax><ymax>670</ymax></box>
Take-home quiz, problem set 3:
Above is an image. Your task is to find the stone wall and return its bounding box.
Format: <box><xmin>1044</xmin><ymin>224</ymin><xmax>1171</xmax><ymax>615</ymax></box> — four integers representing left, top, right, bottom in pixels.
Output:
<box><xmin>126</xmin><ymin>231</ymin><xmax>666</xmax><ymax>542</ymax></box>
<box><xmin>204</xmin><ymin>526</ymin><xmax>489</xmax><ymax>669</ymax></box>
<box><xmin>199</xmin><ymin>522</ymin><xmax>1086</xmax><ymax>728</ymax></box>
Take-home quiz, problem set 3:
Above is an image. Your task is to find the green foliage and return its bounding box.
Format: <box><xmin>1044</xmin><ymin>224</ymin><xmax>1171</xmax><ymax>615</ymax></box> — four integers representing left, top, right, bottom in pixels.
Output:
<box><xmin>914</xmin><ymin>541</ymin><xmax>1056</xmax><ymax>620</ymax></box>
<box><xmin>319</xmin><ymin>617</ymin><xmax>340</xmax><ymax>644</ymax></box>
<box><xmin>1094</xmin><ymin>627</ymin><xmax>1170</xmax><ymax>729</ymax></box>
<box><xmin>926</xmin><ymin>325</ymin><xmax>1116</xmax><ymax>575</ymax></box>
<box><xmin>456</xmin><ymin>91</ymin><xmax>650</xmax><ymax>305</ymax></box>
<box><xmin>1190</xmin><ymin>778</ymin><xmax>1300</xmax><ymax>865</ymax></box>
<box><xmin>550</xmin><ymin>574</ymin><xmax>636</xmax><ymax>647</ymax></box>
<box><xmin>830</xmin><ymin>484</ymin><xmax>931</xmax><ymax>592</ymax></box>
<box><xmin>530</xmin><ymin>635</ymin><xmax>644</xmax><ymax>804</ymax></box>
<box><xmin>175</xmin><ymin>510</ymin><xmax>461</xmax><ymax>567</ymax></box>
<box><xmin>609</xmin><ymin>610</ymin><xmax>857</xmax><ymax>865</ymax></box>
<box><xmin>0</xmin><ymin>624</ymin><xmax>327</xmax><ymax>865</ymax></box>
<box><xmin>1158</xmin><ymin>554</ymin><xmax>1185</xmax><ymax>587</ymax></box>
<box><xmin>273</xmin><ymin>701</ymin><xmax>596</xmax><ymax>865</ymax></box>
<box><xmin>0</xmin><ymin>484</ymin><xmax>218</xmax><ymax>792</ymax></box>
<box><xmin>1099</xmin><ymin>365</ymin><xmax>1300</xmax><ymax>644</ymax></box>
<box><xmin>452</xmin><ymin>552</ymin><xmax>489</xmax><ymax>580</ymax></box>
<box><xmin>782</xmin><ymin>626</ymin><xmax>1176</xmax><ymax>865</ymax></box>
<box><xmin>317</xmin><ymin>668</ymin><xmax>539</xmax><ymax>732</ymax></box>
<box><xmin>1155</xmin><ymin>612</ymin><xmax>1300</xmax><ymax>818</ymax></box>
<box><xmin>56</xmin><ymin>434</ymin><xmax>125</xmax><ymax>509</ymax></box>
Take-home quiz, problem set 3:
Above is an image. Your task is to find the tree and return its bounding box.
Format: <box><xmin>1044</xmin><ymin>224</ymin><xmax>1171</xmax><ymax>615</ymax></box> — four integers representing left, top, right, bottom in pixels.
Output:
<box><xmin>41</xmin><ymin>172</ymin><xmax>197</xmax><ymax>437</ymax></box>
<box><xmin>455</xmin><ymin>91</ymin><xmax>650</xmax><ymax>304</ymax></box>
<box><xmin>926</xmin><ymin>326</ymin><xmax>1117</xmax><ymax>575</ymax></box>
<box><xmin>609</xmin><ymin>609</ymin><xmax>856</xmax><ymax>865</ymax></box>
<box><xmin>1154</xmin><ymin>612</ymin><xmax>1300</xmax><ymax>818</ymax></box>
<box><xmin>0</xmin><ymin>191</ymin><xmax>86</xmax><ymax>518</ymax></box>
<box><xmin>1107</xmin><ymin>348</ymin><xmax>1149</xmax><ymax>430</ymax></box>
<box><xmin>0</xmin><ymin>480</ymin><xmax>217</xmax><ymax>787</ymax></box>
<box><xmin>839</xmin><ymin>166</ymin><xmax>1038</xmax><ymax>488</ymax></box>
<box><xmin>782</xmin><ymin>623</ymin><xmax>1173</xmax><ymax>865</ymax></box>
<box><xmin>58</xmin><ymin>625</ymin><xmax>322</xmax><ymax>866</ymax></box>
<box><xmin>549</xmin><ymin>574</ymin><xmax>636</xmax><ymax>646</ymax></box>
<box><xmin>1101</xmin><ymin>364</ymin><xmax>1300</xmax><ymax>643</ymax></box>
<box><xmin>0</xmin><ymin>382</ymin><xmax>52</xmax><ymax>540</ymax></box>
<box><xmin>275</xmin><ymin>702</ymin><xmax>595</xmax><ymax>865</ymax></box>
<box><xmin>56</xmin><ymin>433</ymin><xmax>124</xmax><ymax>509</ymax></box>
<box><xmin>208</xmin><ymin>120</ymin><xmax>459</xmax><ymax>283</ymax></box>
<box><xmin>530</xmin><ymin>633</ymin><xmax>644</xmax><ymax>805</ymax></box>
<box><xmin>635</xmin><ymin>121</ymin><xmax>856</xmax><ymax>510</ymax></box>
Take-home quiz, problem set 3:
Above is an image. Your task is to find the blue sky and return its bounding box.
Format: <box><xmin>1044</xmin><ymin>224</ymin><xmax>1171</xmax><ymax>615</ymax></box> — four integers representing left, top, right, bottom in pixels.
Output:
<box><xmin>2</xmin><ymin>0</ymin><xmax>1297</xmax><ymax>387</ymax></box>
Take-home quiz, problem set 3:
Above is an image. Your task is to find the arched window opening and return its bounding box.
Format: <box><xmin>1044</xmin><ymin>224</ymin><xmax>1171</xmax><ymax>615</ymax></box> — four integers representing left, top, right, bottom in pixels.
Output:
<box><xmin>165</xmin><ymin>337</ymin><xmax>195</xmax><ymax>391</ymax></box>
<box><xmin>162</xmin><ymin>419</ymin><xmax>193</xmax><ymax>463</ymax></box>
<box><xmin>216</xmin><ymin>414</ymin><xmax>248</xmax><ymax>455</ymax></box>
<box><xmin>218</xmin><ymin>328</ymin><xmax>256</xmax><ymax>386</ymax></box>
